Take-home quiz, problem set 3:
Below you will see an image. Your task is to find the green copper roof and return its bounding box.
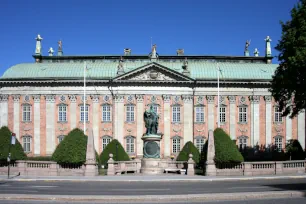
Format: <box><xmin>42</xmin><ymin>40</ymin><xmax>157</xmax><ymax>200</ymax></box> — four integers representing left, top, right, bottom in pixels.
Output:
<box><xmin>1</xmin><ymin>61</ymin><xmax>278</xmax><ymax>81</ymax></box>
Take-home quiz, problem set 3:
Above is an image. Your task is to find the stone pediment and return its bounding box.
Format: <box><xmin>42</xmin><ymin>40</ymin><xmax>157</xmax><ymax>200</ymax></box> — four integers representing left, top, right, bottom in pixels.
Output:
<box><xmin>113</xmin><ymin>62</ymin><xmax>194</xmax><ymax>82</ymax></box>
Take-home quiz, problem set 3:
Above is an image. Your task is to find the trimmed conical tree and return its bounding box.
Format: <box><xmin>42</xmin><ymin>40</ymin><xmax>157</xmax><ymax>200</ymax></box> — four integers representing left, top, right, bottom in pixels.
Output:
<box><xmin>99</xmin><ymin>139</ymin><xmax>130</xmax><ymax>168</ymax></box>
<box><xmin>0</xmin><ymin>126</ymin><xmax>26</xmax><ymax>162</ymax></box>
<box><xmin>286</xmin><ymin>139</ymin><xmax>305</xmax><ymax>160</ymax></box>
<box><xmin>52</xmin><ymin>128</ymin><xmax>87</xmax><ymax>165</ymax></box>
<box><xmin>214</xmin><ymin>128</ymin><xmax>244</xmax><ymax>164</ymax></box>
<box><xmin>176</xmin><ymin>141</ymin><xmax>200</xmax><ymax>164</ymax></box>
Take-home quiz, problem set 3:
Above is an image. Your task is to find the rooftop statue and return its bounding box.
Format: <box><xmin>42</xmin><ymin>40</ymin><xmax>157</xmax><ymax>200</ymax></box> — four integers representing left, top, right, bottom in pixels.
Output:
<box><xmin>35</xmin><ymin>34</ymin><xmax>43</xmax><ymax>55</ymax></box>
<box><xmin>144</xmin><ymin>105</ymin><xmax>159</xmax><ymax>135</ymax></box>
<box><xmin>58</xmin><ymin>40</ymin><xmax>63</xmax><ymax>50</ymax></box>
<box><xmin>245</xmin><ymin>40</ymin><xmax>251</xmax><ymax>51</ymax></box>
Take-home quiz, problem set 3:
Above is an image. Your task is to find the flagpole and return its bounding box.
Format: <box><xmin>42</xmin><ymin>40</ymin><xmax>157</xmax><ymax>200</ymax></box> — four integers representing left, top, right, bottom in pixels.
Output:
<box><xmin>217</xmin><ymin>63</ymin><xmax>220</xmax><ymax>128</ymax></box>
<box><xmin>84</xmin><ymin>61</ymin><xmax>86</xmax><ymax>134</ymax></box>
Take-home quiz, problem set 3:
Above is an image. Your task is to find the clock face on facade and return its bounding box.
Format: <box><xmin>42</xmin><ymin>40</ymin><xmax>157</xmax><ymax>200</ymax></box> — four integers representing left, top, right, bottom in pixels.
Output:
<box><xmin>144</xmin><ymin>141</ymin><xmax>160</xmax><ymax>158</ymax></box>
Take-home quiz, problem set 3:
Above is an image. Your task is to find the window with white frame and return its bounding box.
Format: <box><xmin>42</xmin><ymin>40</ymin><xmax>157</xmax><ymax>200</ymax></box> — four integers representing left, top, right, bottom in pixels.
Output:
<box><xmin>22</xmin><ymin>104</ymin><xmax>31</xmax><ymax>122</ymax></box>
<box><xmin>238</xmin><ymin>106</ymin><xmax>247</xmax><ymax>123</ymax></box>
<box><xmin>219</xmin><ymin>106</ymin><xmax>226</xmax><ymax>123</ymax></box>
<box><xmin>126</xmin><ymin>105</ymin><xmax>135</xmax><ymax>122</ymax></box>
<box><xmin>102</xmin><ymin>105</ymin><xmax>111</xmax><ymax>122</ymax></box>
<box><xmin>172</xmin><ymin>136</ymin><xmax>181</xmax><ymax>153</ymax></box>
<box><xmin>195</xmin><ymin>137</ymin><xmax>205</xmax><ymax>152</ymax></box>
<box><xmin>58</xmin><ymin>135</ymin><xmax>65</xmax><ymax>143</ymax></box>
<box><xmin>275</xmin><ymin>136</ymin><xmax>283</xmax><ymax>152</ymax></box>
<box><xmin>80</xmin><ymin>105</ymin><xmax>89</xmax><ymax>122</ymax></box>
<box><xmin>274</xmin><ymin>107</ymin><xmax>283</xmax><ymax>123</ymax></box>
<box><xmin>58</xmin><ymin>104</ymin><xmax>67</xmax><ymax>122</ymax></box>
<box><xmin>195</xmin><ymin>106</ymin><xmax>204</xmax><ymax>122</ymax></box>
<box><xmin>126</xmin><ymin>136</ymin><xmax>135</xmax><ymax>153</ymax></box>
<box><xmin>102</xmin><ymin>136</ymin><xmax>112</xmax><ymax>151</ymax></box>
<box><xmin>23</xmin><ymin>136</ymin><xmax>31</xmax><ymax>152</ymax></box>
<box><xmin>238</xmin><ymin>136</ymin><xmax>248</xmax><ymax>149</ymax></box>
<box><xmin>172</xmin><ymin>106</ymin><xmax>181</xmax><ymax>123</ymax></box>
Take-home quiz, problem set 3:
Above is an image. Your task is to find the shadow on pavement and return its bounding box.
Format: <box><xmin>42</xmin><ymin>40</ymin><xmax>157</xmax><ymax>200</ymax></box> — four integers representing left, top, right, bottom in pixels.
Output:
<box><xmin>264</xmin><ymin>183</ymin><xmax>306</xmax><ymax>197</ymax></box>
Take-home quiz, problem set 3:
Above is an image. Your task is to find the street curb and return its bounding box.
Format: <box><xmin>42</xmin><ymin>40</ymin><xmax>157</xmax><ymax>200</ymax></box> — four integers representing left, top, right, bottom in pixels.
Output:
<box><xmin>1</xmin><ymin>191</ymin><xmax>306</xmax><ymax>202</ymax></box>
<box><xmin>1</xmin><ymin>175</ymin><xmax>306</xmax><ymax>182</ymax></box>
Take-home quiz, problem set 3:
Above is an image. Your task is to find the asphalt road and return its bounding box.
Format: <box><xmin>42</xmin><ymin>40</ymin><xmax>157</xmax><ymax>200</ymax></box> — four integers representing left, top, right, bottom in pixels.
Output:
<box><xmin>0</xmin><ymin>178</ymin><xmax>306</xmax><ymax>196</ymax></box>
<box><xmin>0</xmin><ymin>198</ymin><xmax>306</xmax><ymax>203</ymax></box>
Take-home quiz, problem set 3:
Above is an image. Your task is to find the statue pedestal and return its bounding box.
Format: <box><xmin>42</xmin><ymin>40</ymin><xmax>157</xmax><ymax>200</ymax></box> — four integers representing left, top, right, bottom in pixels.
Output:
<box><xmin>140</xmin><ymin>134</ymin><xmax>164</xmax><ymax>174</ymax></box>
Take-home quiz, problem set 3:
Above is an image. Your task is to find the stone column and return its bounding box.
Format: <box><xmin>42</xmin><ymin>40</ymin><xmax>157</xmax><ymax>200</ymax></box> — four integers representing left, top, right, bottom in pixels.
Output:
<box><xmin>33</xmin><ymin>95</ymin><xmax>41</xmax><ymax>155</ymax></box>
<box><xmin>182</xmin><ymin>95</ymin><xmax>193</xmax><ymax>143</ymax></box>
<box><xmin>206</xmin><ymin>96</ymin><xmax>215</xmax><ymax>131</ymax></box>
<box><xmin>91</xmin><ymin>95</ymin><xmax>100</xmax><ymax>152</ymax></box>
<box><xmin>264</xmin><ymin>96</ymin><xmax>272</xmax><ymax>145</ymax></box>
<box><xmin>228</xmin><ymin>96</ymin><xmax>236</xmax><ymax>140</ymax></box>
<box><xmin>286</xmin><ymin>115</ymin><xmax>292</xmax><ymax>141</ymax></box>
<box><xmin>298</xmin><ymin>110</ymin><xmax>305</xmax><ymax>150</ymax></box>
<box><xmin>13</xmin><ymin>95</ymin><xmax>20</xmax><ymax>140</ymax></box>
<box><xmin>0</xmin><ymin>94</ymin><xmax>9</xmax><ymax>127</ymax></box>
<box><xmin>250</xmin><ymin>96</ymin><xmax>260</xmax><ymax>146</ymax></box>
<box><xmin>69</xmin><ymin>95</ymin><xmax>77</xmax><ymax>130</ymax></box>
<box><xmin>114</xmin><ymin>95</ymin><xmax>124</xmax><ymax>145</ymax></box>
<box><xmin>163</xmin><ymin>95</ymin><xmax>171</xmax><ymax>158</ymax></box>
<box><xmin>136</xmin><ymin>95</ymin><xmax>144</xmax><ymax>158</ymax></box>
<box><xmin>45</xmin><ymin>95</ymin><xmax>55</xmax><ymax>155</ymax></box>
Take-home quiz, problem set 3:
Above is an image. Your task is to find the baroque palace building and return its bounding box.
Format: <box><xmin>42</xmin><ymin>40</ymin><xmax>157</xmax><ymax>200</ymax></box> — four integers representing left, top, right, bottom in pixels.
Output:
<box><xmin>0</xmin><ymin>35</ymin><xmax>305</xmax><ymax>158</ymax></box>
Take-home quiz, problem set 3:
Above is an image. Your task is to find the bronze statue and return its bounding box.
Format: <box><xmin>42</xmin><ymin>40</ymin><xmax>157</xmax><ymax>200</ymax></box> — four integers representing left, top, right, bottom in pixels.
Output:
<box><xmin>144</xmin><ymin>105</ymin><xmax>159</xmax><ymax>135</ymax></box>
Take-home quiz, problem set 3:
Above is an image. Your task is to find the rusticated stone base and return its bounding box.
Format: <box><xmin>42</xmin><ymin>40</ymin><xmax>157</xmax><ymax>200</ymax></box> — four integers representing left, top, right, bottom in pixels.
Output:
<box><xmin>140</xmin><ymin>158</ymin><xmax>164</xmax><ymax>174</ymax></box>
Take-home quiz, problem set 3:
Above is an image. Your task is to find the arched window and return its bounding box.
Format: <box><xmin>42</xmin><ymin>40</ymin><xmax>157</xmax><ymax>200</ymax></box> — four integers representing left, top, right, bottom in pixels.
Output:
<box><xmin>274</xmin><ymin>136</ymin><xmax>283</xmax><ymax>152</ymax></box>
<box><xmin>195</xmin><ymin>136</ymin><xmax>205</xmax><ymax>152</ymax></box>
<box><xmin>172</xmin><ymin>136</ymin><xmax>182</xmax><ymax>153</ymax></box>
<box><xmin>22</xmin><ymin>104</ymin><xmax>31</xmax><ymax>122</ymax></box>
<box><xmin>102</xmin><ymin>136</ymin><xmax>112</xmax><ymax>151</ymax></box>
<box><xmin>126</xmin><ymin>136</ymin><xmax>135</xmax><ymax>153</ymax></box>
<box><xmin>22</xmin><ymin>135</ymin><xmax>32</xmax><ymax>152</ymax></box>
<box><xmin>238</xmin><ymin>136</ymin><xmax>248</xmax><ymax>149</ymax></box>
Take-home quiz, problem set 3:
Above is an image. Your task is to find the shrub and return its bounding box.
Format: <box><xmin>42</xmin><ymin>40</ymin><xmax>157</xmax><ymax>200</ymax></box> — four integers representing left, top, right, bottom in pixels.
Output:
<box><xmin>99</xmin><ymin>139</ymin><xmax>130</xmax><ymax>168</ymax></box>
<box><xmin>240</xmin><ymin>144</ymin><xmax>286</xmax><ymax>162</ymax></box>
<box><xmin>214</xmin><ymin>128</ymin><xmax>244</xmax><ymax>164</ymax></box>
<box><xmin>286</xmin><ymin>139</ymin><xmax>305</xmax><ymax>160</ymax></box>
<box><xmin>0</xmin><ymin>126</ymin><xmax>27</xmax><ymax>162</ymax></box>
<box><xmin>52</xmin><ymin>128</ymin><xmax>87</xmax><ymax>165</ymax></box>
<box><xmin>27</xmin><ymin>156</ymin><xmax>53</xmax><ymax>161</ymax></box>
<box><xmin>176</xmin><ymin>141</ymin><xmax>200</xmax><ymax>164</ymax></box>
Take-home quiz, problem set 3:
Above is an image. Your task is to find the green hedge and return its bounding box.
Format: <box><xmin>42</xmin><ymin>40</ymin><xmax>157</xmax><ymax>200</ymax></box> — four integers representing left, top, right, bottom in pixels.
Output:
<box><xmin>52</xmin><ymin>128</ymin><xmax>87</xmax><ymax>165</ymax></box>
<box><xmin>286</xmin><ymin>139</ymin><xmax>305</xmax><ymax>160</ymax></box>
<box><xmin>214</xmin><ymin>128</ymin><xmax>244</xmax><ymax>164</ymax></box>
<box><xmin>27</xmin><ymin>156</ymin><xmax>53</xmax><ymax>161</ymax></box>
<box><xmin>0</xmin><ymin>126</ymin><xmax>27</xmax><ymax>162</ymax></box>
<box><xmin>240</xmin><ymin>145</ymin><xmax>287</xmax><ymax>161</ymax></box>
<box><xmin>176</xmin><ymin>141</ymin><xmax>200</xmax><ymax>164</ymax></box>
<box><xmin>99</xmin><ymin>139</ymin><xmax>130</xmax><ymax>168</ymax></box>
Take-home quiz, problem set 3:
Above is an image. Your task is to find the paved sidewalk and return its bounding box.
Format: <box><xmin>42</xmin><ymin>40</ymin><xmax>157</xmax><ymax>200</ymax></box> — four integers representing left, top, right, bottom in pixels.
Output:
<box><xmin>1</xmin><ymin>174</ymin><xmax>306</xmax><ymax>182</ymax></box>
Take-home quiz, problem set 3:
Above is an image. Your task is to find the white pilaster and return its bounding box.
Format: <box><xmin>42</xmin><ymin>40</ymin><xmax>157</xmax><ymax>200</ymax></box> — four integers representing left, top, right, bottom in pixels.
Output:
<box><xmin>69</xmin><ymin>95</ymin><xmax>77</xmax><ymax>130</ymax></box>
<box><xmin>182</xmin><ymin>95</ymin><xmax>193</xmax><ymax>143</ymax></box>
<box><xmin>228</xmin><ymin>96</ymin><xmax>236</xmax><ymax>140</ymax></box>
<box><xmin>33</xmin><ymin>95</ymin><xmax>41</xmax><ymax>155</ymax></box>
<box><xmin>1</xmin><ymin>95</ymin><xmax>9</xmax><ymax>127</ymax></box>
<box><xmin>286</xmin><ymin>115</ymin><xmax>292</xmax><ymax>141</ymax></box>
<box><xmin>298</xmin><ymin>110</ymin><xmax>305</xmax><ymax>150</ymax></box>
<box><xmin>264</xmin><ymin>96</ymin><xmax>272</xmax><ymax>145</ymax></box>
<box><xmin>114</xmin><ymin>95</ymin><xmax>124</xmax><ymax>145</ymax></box>
<box><xmin>163</xmin><ymin>95</ymin><xmax>171</xmax><ymax>157</ymax></box>
<box><xmin>250</xmin><ymin>96</ymin><xmax>260</xmax><ymax>146</ymax></box>
<box><xmin>13</xmin><ymin>95</ymin><xmax>20</xmax><ymax>140</ymax></box>
<box><xmin>206</xmin><ymin>96</ymin><xmax>214</xmax><ymax>131</ymax></box>
<box><xmin>136</xmin><ymin>95</ymin><xmax>144</xmax><ymax>157</ymax></box>
<box><xmin>91</xmin><ymin>95</ymin><xmax>99</xmax><ymax>152</ymax></box>
<box><xmin>45</xmin><ymin>95</ymin><xmax>55</xmax><ymax>155</ymax></box>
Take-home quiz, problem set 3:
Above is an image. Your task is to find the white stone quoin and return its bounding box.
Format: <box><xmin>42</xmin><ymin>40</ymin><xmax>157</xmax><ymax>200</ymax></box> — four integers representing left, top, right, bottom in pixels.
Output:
<box><xmin>286</xmin><ymin>115</ymin><xmax>292</xmax><ymax>141</ymax></box>
<box><xmin>297</xmin><ymin>111</ymin><xmax>305</xmax><ymax>149</ymax></box>
<box><xmin>265</xmin><ymin>96</ymin><xmax>272</xmax><ymax>145</ymax></box>
<box><xmin>228</xmin><ymin>96</ymin><xmax>236</xmax><ymax>140</ymax></box>
<box><xmin>163</xmin><ymin>95</ymin><xmax>171</xmax><ymax>157</ymax></box>
<box><xmin>182</xmin><ymin>95</ymin><xmax>193</xmax><ymax>144</ymax></box>
<box><xmin>13</xmin><ymin>95</ymin><xmax>20</xmax><ymax>141</ymax></box>
<box><xmin>33</xmin><ymin>95</ymin><xmax>41</xmax><ymax>155</ymax></box>
<box><xmin>1</xmin><ymin>95</ymin><xmax>8</xmax><ymax>127</ymax></box>
<box><xmin>250</xmin><ymin>96</ymin><xmax>260</xmax><ymax>146</ymax></box>
<box><xmin>45</xmin><ymin>95</ymin><xmax>55</xmax><ymax>155</ymax></box>
<box><xmin>114</xmin><ymin>95</ymin><xmax>124</xmax><ymax>145</ymax></box>
<box><xmin>136</xmin><ymin>95</ymin><xmax>144</xmax><ymax>157</ymax></box>
<box><xmin>207</xmin><ymin>96</ymin><xmax>215</xmax><ymax>130</ymax></box>
<box><xmin>91</xmin><ymin>95</ymin><xmax>99</xmax><ymax>152</ymax></box>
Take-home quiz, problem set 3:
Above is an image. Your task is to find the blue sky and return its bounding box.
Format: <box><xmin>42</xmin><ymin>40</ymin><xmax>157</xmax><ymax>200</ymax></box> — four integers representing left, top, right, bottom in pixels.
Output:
<box><xmin>0</xmin><ymin>0</ymin><xmax>298</xmax><ymax>76</ymax></box>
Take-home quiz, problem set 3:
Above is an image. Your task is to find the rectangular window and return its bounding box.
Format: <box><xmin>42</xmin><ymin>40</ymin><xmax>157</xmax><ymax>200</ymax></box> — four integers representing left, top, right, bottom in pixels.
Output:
<box><xmin>275</xmin><ymin>137</ymin><xmax>283</xmax><ymax>152</ymax></box>
<box><xmin>23</xmin><ymin>136</ymin><xmax>31</xmax><ymax>152</ymax></box>
<box><xmin>172</xmin><ymin>106</ymin><xmax>181</xmax><ymax>123</ymax></box>
<box><xmin>219</xmin><ymin>106</ymin><xmax>226</xmax><ymax>123</ymax></box>
<box><xmin>274</xmin><ymin>107</ymin><xmax>283</xmax><ymax>123</ymax></box>
<box><xmin>196</xmin><ymin>138</ymin><xmax>205</xmax><ymax>152</ymax></box>
<box><xmin>80</xmin><ymin>105</ymin><xmax>89</xmax><ymax>122</ymax></box>
<box><xmin>58</xmin><ymin>105</ymin><xmax>67</xmax><ymax>122</ymax></box>
<box><xmin>239</xmin><ymin>107</ymin><xmax>247</xmax><ymax>123</ymax></box>
<box><xmin>172</xmin><ymin>138</ymin><xmax>181</xmax><ymax>153</ymax></box>
<box><xmin>238</xmin><ymin>137</ymin><xmax>247</xmax><ymax>149</ymax></box>
<box><xmin>22</xmin><ymin>105</ymin><xmax>31</xmax><ymax>122</ymax></box>
<box><xmin>102</xmin><ymin>137</ymin><xmax>111</xmax><ymax>150</ymax></box>
<box><xmin>195</xmin><ymin>107</ymin><xmax>204</xmax><ymax>122</ymax></box>
<box><xmin>58</xmin><ymin>135</ymin><xmax>65</xmax><ymax>143</ymax></box>
<box><xmin>102</xmin><ymin>105</ymin><xmax>111</xmax><ymax>122</ymax></box>
<box><xmin>126</xmin><ymin>137</ymin><xmax>135</xmax><ymax>153</ymax></box>
<box><xmin>126</xmin><ymin>105</ymin><xmax>135</xmax><ymax>122</ymax></box>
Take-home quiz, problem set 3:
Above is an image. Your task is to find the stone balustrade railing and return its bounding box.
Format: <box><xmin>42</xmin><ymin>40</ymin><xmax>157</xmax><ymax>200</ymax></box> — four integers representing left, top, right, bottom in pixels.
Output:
<box><xmin>215</xmin><ymin>160</ymin><xmax>306</xmax><ymax>176</ymax></box>
<box><xmin>0</xmin><ymin>160</ymin><xmax>87</xmax><ymax>176</ymax></box>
